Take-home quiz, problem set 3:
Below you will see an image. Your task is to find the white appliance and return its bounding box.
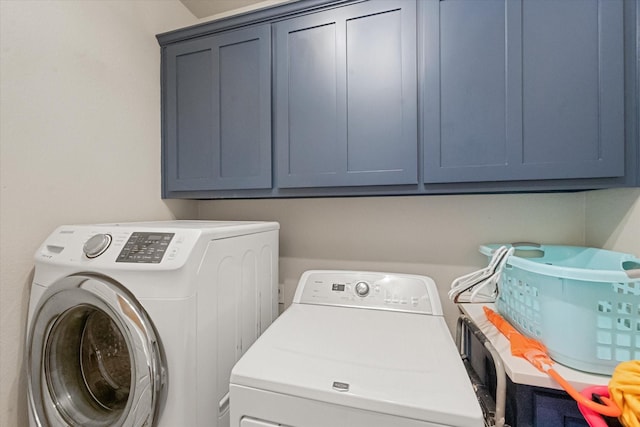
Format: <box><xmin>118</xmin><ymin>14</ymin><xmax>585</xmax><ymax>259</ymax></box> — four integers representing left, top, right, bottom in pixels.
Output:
<box><xmin>230</xmin><ymin>270</ymin><xmax>484</xmax><ymax>427</ymax></box>
<box><xmin>26</xmin><ymin>220</ymin><xmax>279</xmax><ymax>427</ymax></box>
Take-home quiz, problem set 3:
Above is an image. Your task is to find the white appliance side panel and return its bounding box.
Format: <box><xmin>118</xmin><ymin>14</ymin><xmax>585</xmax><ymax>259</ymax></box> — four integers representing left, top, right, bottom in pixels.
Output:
<box><xmin>241</xmin><ymin>250</ymin><xmax>258</xmax><ymax>355</ymax></box>
<box><xmin>259</xmin><ymin>232</ymin><xmax>279</xmax><ymax>329</ymax></box>
<box><xmin>219</xmin><ymin>403</ymin><xmax>231</xmax><ymax>427</ymax></box>
<box><xmin>196</xmin><ymin>230</ymin><xmax>278</xmax><ymax>427</ymax></box>
<box><xmin>217</xmin><ymin>254</ymin><xmax>240</xmax><ymax>418</ymax></box>
<box><xmin>230</xmin><ymin>385</ymin><xmax>448</xmax><ymax>427</ymax></box>
<box><xmin>139</xmin><ymin>296</ymin><xmax>197</xmax><ymax>427</ymax></box>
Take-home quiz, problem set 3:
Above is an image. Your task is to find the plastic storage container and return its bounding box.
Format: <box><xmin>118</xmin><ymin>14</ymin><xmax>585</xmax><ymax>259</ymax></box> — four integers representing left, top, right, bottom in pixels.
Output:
<box><xmin>479</xmin><ymin>243</ymin><xmax>640</xmax><ymax>375</ymax></box>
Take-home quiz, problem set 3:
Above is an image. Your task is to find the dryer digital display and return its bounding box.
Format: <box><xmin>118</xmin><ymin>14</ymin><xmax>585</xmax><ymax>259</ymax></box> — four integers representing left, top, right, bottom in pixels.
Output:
<box><xmin>116</xmin><ymin>232</ymin><xmax>175</xmax><ymax>263</ymax></box>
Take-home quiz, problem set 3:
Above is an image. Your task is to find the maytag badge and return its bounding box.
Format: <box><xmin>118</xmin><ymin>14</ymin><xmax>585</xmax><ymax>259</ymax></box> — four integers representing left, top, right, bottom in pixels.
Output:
<box><xmin>332</xmin><ymin>381</ymin><xmax>349</xmax><ymax>392</ymax></box>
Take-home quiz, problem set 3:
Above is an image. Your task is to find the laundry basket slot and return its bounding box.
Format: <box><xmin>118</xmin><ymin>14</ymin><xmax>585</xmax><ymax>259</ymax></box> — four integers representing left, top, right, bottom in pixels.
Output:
<box><xmin>480</xmin><ymin>244</ymin><xmax>640</xmax><ymax>375</ymax></box>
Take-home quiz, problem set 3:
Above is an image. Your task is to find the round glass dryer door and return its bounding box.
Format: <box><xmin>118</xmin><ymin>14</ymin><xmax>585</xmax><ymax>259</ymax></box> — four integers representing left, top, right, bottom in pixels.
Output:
<box><xmin>27</xmin><ymin>274</ymin><xmax>166</xmax><ymax>427</ymax></box>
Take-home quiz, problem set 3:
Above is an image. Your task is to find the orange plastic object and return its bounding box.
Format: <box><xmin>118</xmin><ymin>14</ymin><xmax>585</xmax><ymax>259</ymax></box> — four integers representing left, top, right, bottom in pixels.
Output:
<box><xmin>483</xmin><ymin>307</ymin><xmax>621</xmax><ymax>418</ymax></box>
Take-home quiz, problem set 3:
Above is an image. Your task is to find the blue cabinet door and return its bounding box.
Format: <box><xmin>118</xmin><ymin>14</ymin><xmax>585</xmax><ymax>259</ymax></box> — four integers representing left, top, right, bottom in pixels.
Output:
<box><xmin>274</xmin><ymin>0</ymin><xmax>417</xmax><ymax>188</ymax></box>
<box><xmin>423</xmin><ymin>0</ymin><xmax>625</xmax><ymax>183</ymax></box>
<box><xmin>164</xmin><ymin>25</ymin><xmax>271</xmax><ymax>194</ymax></box>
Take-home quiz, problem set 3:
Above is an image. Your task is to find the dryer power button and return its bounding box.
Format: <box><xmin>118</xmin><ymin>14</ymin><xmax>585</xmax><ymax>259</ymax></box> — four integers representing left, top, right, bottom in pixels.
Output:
<box><xmin>83</xmin><ymin>233</ymin><xmax>112</xmax><ymax>258</ymax></box>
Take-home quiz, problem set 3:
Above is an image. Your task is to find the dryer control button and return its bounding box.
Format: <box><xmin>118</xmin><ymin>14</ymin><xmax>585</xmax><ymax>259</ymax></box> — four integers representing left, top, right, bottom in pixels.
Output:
<box><xmin>354</xmin><ymin>281</ymin><xmax>370</xmax><ymax>297</ymax></box>
<box><xmin>83</xmin><ymin>233</ymin><xmax>112</xmax><ymax>258</ymax></box>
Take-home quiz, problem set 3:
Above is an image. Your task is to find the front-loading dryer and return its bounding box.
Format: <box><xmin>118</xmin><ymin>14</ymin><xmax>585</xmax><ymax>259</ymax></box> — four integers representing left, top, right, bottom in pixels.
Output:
<box><xmin>26</xmin><ymin>220</ymin><xmax>279</xmax><ymax>427</ymax></box>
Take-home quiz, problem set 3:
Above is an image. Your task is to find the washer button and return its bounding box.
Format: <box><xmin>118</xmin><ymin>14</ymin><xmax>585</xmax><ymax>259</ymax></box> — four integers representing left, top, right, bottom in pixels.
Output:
<box><xmin>83</xmin><ymin>234</ymin><xmax>112</xmax><ymax>258</ymax></box>
<box><xmin>354</xmin><ymin>281</ymin><xmax>370</xmax><ymax>297</ymax></box>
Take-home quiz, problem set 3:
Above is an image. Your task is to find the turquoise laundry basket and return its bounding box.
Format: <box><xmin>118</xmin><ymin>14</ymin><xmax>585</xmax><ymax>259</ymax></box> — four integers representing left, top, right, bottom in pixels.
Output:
<box><xmin>480</xmin><ymin>243</ymin><xmax>640</xmax><ymax>376</ymax></box>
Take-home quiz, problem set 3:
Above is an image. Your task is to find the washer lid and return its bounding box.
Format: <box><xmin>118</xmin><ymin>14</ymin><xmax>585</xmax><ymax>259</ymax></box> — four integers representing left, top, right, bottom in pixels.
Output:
<box><xmin>231</xmin><ymin>304</ymin><xmax>483</xmax><ymax>427</ymax></box>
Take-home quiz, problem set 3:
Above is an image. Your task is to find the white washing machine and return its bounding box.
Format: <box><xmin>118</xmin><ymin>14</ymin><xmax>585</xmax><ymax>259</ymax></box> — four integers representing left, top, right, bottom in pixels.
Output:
<box><xmin>230</xmin><ymin>270</ymin><xmax>484</xmax><ymax>427</ymax></box>
<box><xmin>26</xmin><ymin>220</ymin><xmax>279</xmax><ymax>427</ymax></box>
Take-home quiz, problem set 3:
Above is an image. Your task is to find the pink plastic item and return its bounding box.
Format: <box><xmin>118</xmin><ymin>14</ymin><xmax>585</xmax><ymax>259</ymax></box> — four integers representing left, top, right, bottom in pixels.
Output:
<box><xmin>578</xmin><ymin>385</ymin><xmax>610</xmax><ymax>427</ymax></box>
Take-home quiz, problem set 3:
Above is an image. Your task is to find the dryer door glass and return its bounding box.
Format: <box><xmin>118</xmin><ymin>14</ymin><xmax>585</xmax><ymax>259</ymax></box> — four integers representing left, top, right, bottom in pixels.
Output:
<box><xmin>27</xmin><ymin>274</ymin><xmax>166</xmax><ymax>427</ymax></box>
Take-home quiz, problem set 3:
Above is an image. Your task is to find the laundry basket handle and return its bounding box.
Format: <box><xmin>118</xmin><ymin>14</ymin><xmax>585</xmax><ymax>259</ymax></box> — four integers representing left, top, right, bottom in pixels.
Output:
<box><xmin>511</xmin><ymin>242</ymin><xmax>541</xmax><ymax>248</ymax></box>
<box><xmin>622</xmin><ymin>260</ymin><xmax>640</xmax><ymax>279</ymax></box>
<box><xmin>510</xmin><ymin>242</ymin><xmax>545</xmax><ymax>258</ymax></box>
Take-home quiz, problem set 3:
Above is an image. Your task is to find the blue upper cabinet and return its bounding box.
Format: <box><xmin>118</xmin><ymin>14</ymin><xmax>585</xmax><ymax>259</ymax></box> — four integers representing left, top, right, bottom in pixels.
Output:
<box><xmin>163</xmin><ymin>24</ymin><xmax>271</xmax><ymax>195</ymax></box>
<box><xmin>274</xmin><ymin>0</ymin><xmax>418</xmax><ymax>188</ymax></box>
<box><xmin>422</xmin><ymin>0</ymin><xmax>625</xmax><ymax>183</ymax></box>
<box><xmin>157</xmin><ymin>0</ymin><xmax>636</xmax><ymax>198</ymax></box>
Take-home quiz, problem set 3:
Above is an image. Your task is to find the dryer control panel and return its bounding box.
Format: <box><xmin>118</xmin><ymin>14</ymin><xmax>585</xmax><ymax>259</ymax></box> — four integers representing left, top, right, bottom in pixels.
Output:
<box><xmin>293</xmin><ymin>270</ymin><xmax>443</xmax><ymax>315</ymax></box>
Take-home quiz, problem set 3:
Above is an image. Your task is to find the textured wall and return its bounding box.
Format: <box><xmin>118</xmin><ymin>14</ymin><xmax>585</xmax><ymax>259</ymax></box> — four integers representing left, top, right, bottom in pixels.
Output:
<box><xmin>0</xmin><ymin>1</ymin><xmax>196</xmax><ymax>425</ymax></box>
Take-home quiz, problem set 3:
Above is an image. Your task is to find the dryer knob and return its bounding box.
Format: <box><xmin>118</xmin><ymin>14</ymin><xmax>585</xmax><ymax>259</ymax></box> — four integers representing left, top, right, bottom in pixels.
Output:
<box><xmin>83</xmin><ymin>233</ymin><xmax>112</xmax><ymax>258</ymax></box>
<box><xmin>354</xmin><ymin>281</ymin><xmax>370</xmax><ymax>297</ymax></box>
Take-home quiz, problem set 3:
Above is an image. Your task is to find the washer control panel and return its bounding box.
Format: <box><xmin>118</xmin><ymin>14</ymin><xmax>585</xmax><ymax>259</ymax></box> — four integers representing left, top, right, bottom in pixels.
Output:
<box><xmin>116</xmin><ymin>232</ymin><xmax>175</xmax><ymax>263</ymax></box>
<box><xmin>35</xmin><ymin>225</ymin><xmax>200</xmax><ymax>269</ymax></box>
<box><xmin>294</xmin><ymin>270</ymin><xmax>443</xmax><ymax>315</ymax></box>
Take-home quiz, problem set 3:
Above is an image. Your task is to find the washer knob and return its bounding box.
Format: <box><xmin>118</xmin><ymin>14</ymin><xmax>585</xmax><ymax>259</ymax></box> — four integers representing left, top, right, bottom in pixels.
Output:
<box><xmin>83</xmin><ymin>234</ymin><xmax>112</xmax><ymax>258</ymax></box>
<box><xmin>354</xmin><ymin>281</ymin><xmax>370</xmax><ymax>297</ymax></box>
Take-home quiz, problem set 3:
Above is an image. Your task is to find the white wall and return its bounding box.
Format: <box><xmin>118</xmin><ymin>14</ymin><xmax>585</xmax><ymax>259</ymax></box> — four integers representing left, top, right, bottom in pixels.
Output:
<box><xmin>0</xmin><ymin>1</ymin><xmax>197</xmax><ymax>425</ymax></box>
<box><xmin>585</xmin><ymin>188</ymin><xmax>640</xmax><ymax>255</ymax></box>
<box><xmin>198</xmin><ymin>193</ymin><xmax>587</xmax><ymax>329</ymax></box>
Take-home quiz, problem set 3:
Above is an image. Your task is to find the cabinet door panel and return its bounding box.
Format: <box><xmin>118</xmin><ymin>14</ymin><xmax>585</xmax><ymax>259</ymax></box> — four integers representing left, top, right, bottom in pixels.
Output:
<box><xmin>522</xmin><ymin>2</ymin><xmax>599</xmax><ymax>165</ymax></box>
<box><xmin>286</xmin><ymin>21</ymin><xmax>342</xmax><ymax>177</ymax></box>
<box><xmin>217</xmin><ymin>33</ymin><xmax>270</xmax><ymax>186</ymax></box>
<box><xmin>427</xmin><ymin>0</ymin><xmax>508</xmax><ymax>172</ymax></box>
<box><xmin>276</xmin><ymin>0</ymin><xmax>417</xmax><ymax>188</ymax></box>
<box><xmin>521</xmin><ymin>0</ymin><xmax>623</xmax><ymax>179</ymax></box>
<box><xmin>167</xmin><ymin>38</ymin><xmax>215</xmax><ymax>186</ymax></box>
<box><xmin>424</xmin><ymin>0</ymin><xmax>625</xmax><ymax>183</ymax></box>
<box><xmin>164</xmin><ymin>25</ymin><xmax>271</xmax><ymax>193</ymax></box>
<box><xmin>346</xmin><ymin>9</ymin><xmax>411</xmax><ymax>174</ymax></box>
